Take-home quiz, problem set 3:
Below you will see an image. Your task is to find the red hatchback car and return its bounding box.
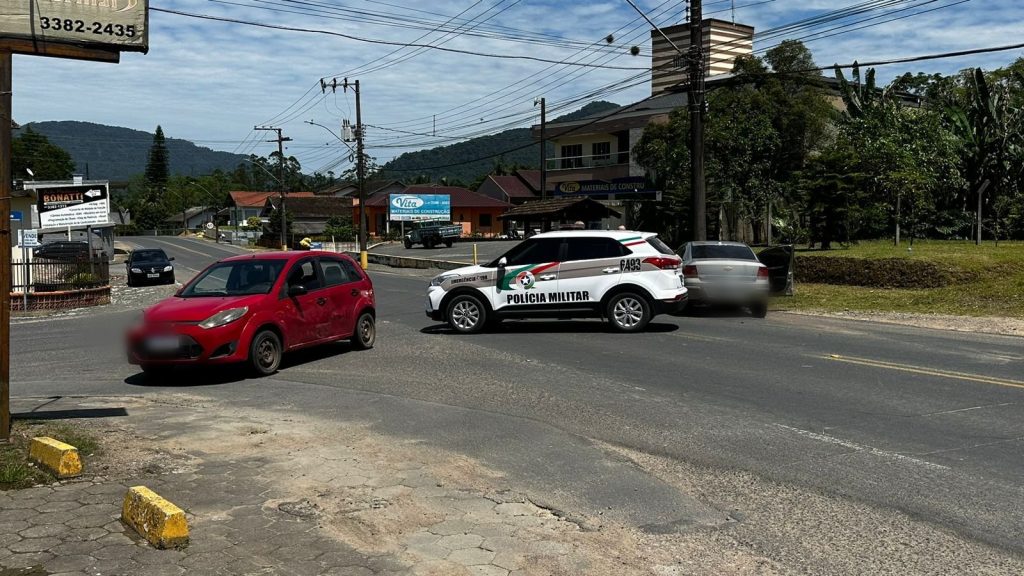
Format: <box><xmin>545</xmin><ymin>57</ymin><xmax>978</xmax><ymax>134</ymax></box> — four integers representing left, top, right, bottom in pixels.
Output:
<box><xmin>127</xmin><ymin>251</ymin><xmax>375</xmax><ymax>376</ymax></box>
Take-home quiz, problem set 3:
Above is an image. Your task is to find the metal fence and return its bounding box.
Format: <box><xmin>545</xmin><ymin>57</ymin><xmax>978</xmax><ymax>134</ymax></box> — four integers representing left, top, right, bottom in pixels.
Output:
<box><xmin>8</xmin><ymin>257</ymin><xmax>110</xmax><ymax>294</ymax></box>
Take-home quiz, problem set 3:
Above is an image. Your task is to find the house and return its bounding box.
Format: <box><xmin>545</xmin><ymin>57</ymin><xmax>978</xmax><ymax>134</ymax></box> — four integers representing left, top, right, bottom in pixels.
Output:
<box><xmin>223</xmin><ymin>190</ymin><xmax>315</xmax><ymax>226</ymax></box>
<box><xmin>261</xmin><ymin>196</ymin><xmax>354</xmax><ymax>236</ymax></box>
<box><xmin>317</xmin><ymin>179</ymin><xmax>406</xmax><ymax>200</ymax></box>
<box><xmin>164</xmin><ymin>206</ymin><xmax>219</xmax><ymax>231</ymax></box>
<box><xmin>360</xmin><ymin>185</ymin><xmax>511</xmax><ymax>237</ymax></box>
<box><xmin>475</xmin><ymin>170</ymin><xmax>541</xmax><ymax>204</ymax></box>
<box><xmin>500</xmin><ymin>197</ymin><xmax>622</xmax><ymax>233</ymax></box>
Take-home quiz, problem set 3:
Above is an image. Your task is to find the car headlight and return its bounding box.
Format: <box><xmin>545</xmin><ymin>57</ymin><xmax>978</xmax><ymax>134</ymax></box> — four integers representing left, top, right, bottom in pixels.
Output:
<box><xmin>130</xmin><ymin>267</ymin><xmax>142</xmax><ymax>273</ymax></box>
<box><xmin>163</xmin><ymin>265</ymin><xmax>173</xmax><ymax>272</ymax></box>
<box><xmin>430</xmin><ymin>273</ymin><xmax>458</xmax><ymax>287</ymax></box>
<box><xmin>199</xmin><ymin>307</ymin><xmax>249</xmax><ymax>329</ymax></box>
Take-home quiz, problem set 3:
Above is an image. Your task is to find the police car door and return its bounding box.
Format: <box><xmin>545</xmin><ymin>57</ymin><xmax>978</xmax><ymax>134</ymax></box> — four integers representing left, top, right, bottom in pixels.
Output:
<box><xmin>556</xmin><ymin>236</ymin><xmax>628</xmax><ymax>307</ymax></box>
<box><xmin>492</xmin><ymin>238</ymin><xmax>564</xmax><ymax>311</ymax></box>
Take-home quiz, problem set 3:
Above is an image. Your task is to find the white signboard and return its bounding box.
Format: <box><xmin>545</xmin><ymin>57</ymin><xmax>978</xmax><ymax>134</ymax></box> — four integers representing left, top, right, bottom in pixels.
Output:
<box><xmin>0</xmin><ymin>0</ymin><xmax>149</xmax><ymax>52</ymax></box>
<box><xmin>37</xmin><ymin>184</ymin><xmax>111</xmax><ymax>228</ymax></box>
<box><xmin>18</xmin><ymin>229</ymin><xmax>40</xmax><ymax>248</ymax></box>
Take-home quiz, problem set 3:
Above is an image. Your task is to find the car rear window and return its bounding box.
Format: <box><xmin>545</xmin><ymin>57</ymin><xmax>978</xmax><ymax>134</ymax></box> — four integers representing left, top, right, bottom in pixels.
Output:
<box><xmin>691</xmin><ymin>245</ymin><xmax>757</xmax><ymax>260</ymax></box>
<box><xmin>646</xmin><ymin>236</ymin><xmax>675</xmax><ymax>255</ymax></box>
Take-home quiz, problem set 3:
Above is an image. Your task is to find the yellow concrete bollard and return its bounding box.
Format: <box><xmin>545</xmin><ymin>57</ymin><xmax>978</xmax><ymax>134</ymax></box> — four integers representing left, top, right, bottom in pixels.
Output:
<box><xmin>121</xmin><ymin>486</ymin><xmax>190</xmax><ymax>549</ymax></box>
<box><xmin>473</xmin><ymin>243</ymin><xmax>478</xmax><ymax>265</ymax></box>
<box><xmin>29</xmin><ymin>437</ymin><xmax>82</xmax><ymax>478</ymax></box>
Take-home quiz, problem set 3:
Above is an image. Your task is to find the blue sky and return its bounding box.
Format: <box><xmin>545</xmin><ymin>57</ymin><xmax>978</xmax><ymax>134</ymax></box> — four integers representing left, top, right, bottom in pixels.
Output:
<box><xmin>12</xmin><ymin>0</ymin><xmax>1024</xmax><ymax>176</ymax></box>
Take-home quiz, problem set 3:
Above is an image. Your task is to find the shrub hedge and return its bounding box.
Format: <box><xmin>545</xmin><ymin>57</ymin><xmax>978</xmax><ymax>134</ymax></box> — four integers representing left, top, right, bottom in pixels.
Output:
<box><xmin>794</xmin><ymin>256</ymin><xmax>968</xmax><ymax>289</ymax></box>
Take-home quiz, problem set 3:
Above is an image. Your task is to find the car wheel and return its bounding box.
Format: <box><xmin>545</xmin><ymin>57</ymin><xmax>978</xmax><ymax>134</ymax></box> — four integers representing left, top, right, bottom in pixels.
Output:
<box><xmin>249</xmin><ymin>330</ymin><xmax>282</xmax><ymax>376</ymax></box>
<box><xmin>444</xmin><ymin>240</ymin><xmax>453</xmax><ymax>248</ymax></box>
<box><xmin>446</xmin><ymin>294</ymin><xmax>487</xmax><ymax>334</ymax></box>
<box><xmin>750</xmin><ymin>301</ymin><xmax>768</xmax><ymax>318</ymax></box>
<box><xmin>351</xmin><ymin>312</ymin><xmax>376</xmax><ymax>350</ymax></box>
<box><xmin>127</xmin><ymin>276</ymin><xmax>134</xmax><ymax>287</ymax></box>
<box><xmin>607</xmin><ymin>292</ymin><xmax>651</xmax><ymax>332</ymax></box>
<box><xmin>424</xmin><ymin>237</ymin><xmax>435</xmax><ymax>249</ymax></box>
<box><xmin>403</xmin><ymin>238</ymin><xmax>412</xmax><ymax>249</ymax></box>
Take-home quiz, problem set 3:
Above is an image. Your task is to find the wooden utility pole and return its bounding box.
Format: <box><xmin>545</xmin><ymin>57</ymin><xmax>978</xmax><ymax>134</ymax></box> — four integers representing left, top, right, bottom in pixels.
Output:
<box><xmin>689</xmin><ymin>0</ymin><xmax>707</xmax><ymax>241</ymax></box>
<box><xmin>348</xmin><ymin>79</ymin><xmax>368</xmax><ymax>270</ymax></box>
<box><xmin>1</xmin><ymin>51</ymin><xmax>11</xmax><ymax>441</ymax></box>
<box><xmin>254</xmin><ymin>126</ymin><xmax>292</xmax><ymax>250</ymax></box>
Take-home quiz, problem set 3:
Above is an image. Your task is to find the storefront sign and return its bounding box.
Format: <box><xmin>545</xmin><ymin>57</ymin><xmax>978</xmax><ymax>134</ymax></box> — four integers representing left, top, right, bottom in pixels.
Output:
<box><xmin>389</xmin><ymin>194</ymin><xmax>451</xmax><ymax>221</ymax></box>
<box><xmin>37</xmin><ymin>183</ymin><xmax>110</xmax><ymax>228</ymax></box>
<box><xmin>0</xmin><ymin>0</ymin><xmax>149</xmax><ymax>52</ymax></box>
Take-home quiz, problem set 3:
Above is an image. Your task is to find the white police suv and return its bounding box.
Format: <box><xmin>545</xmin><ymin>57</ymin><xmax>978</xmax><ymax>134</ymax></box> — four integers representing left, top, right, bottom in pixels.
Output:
<box><xmin>426</xmin><ymin>230</ymin><xmax>687</xmax><ymax>333</ymax></box>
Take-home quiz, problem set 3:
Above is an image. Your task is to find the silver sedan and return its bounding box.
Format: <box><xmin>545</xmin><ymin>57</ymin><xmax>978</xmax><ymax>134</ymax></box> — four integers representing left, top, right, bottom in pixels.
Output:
<box><xmin>679</xmin><ymin>241</ymin><xmax>770</xmax><ymax>317</ymax></box>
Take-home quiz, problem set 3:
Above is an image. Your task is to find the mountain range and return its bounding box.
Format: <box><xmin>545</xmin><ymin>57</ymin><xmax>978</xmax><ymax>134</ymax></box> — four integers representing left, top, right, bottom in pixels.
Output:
<box><xmin>15</xmin><ymin>121</ymin><xmax>248</xmax><ymax>182</ymax></box>
<box><xmin>17</xmin><ymin>100</ymin><xmax>623</xmax><ymax>185</ymax></box>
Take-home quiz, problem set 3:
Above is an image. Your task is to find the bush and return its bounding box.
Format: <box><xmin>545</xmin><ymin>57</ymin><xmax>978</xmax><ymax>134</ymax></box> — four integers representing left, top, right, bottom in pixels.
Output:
<box><xmin>65</xmin><ymin>272</ymin><xmax>103</xmax><ymax>288</ymax></box>
<box><xmin>795</xmin><ymin>255</ymin><xmax>965</xmax><ymax>289</ymax></box>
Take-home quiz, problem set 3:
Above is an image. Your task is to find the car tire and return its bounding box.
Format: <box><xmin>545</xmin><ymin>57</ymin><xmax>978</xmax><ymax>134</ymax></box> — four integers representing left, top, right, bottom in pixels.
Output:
<box><xmin>249</xmin><ymin>330</ymin><xmax>282</xmax><ymax>376</ymax></box>
<box><xmin>424</xmin><ymin>237</ymin><xmax>435</xmax><ymax>249</ymax></box>
<box><xmin>750</xmin><ymin>301</ymin><xmax>768</xmax><ymax>318</ymax></box>
<box><xmin>444</xmin><ymin>240</ymin><xmax>453</xmax><ymax>248</ymax></box>
<box><xmin>403</xmin><ymin>238</ymin><xmax>412</xmax><ymax>249</ymax></box>
<box><xmin>446</xmin><ymin>294</ymin><xmax>487</xmax><ymax>334</ymax></box>
<box><xmin>351</xmin><ymin>312</ymin><xmax>376</xmax><ymax>350</ymax></box>
<box><xmin>607</xmin><ymin>292</ymin><xmax>651</xmax><ymax>333</ymax></box>
<box><xmin>127</xmin><ymin>276</ymin><xmax>134</xmax><ymax>287</ymax></box>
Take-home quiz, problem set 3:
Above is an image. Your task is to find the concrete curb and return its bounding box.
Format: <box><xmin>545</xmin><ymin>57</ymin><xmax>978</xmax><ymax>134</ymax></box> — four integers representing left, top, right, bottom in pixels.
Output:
<box><xmin>29</xmin><ymin>437</ymin><xmax>82</xmax><ymax>478</ymax></box>
<box><xmin>345</xmin><ymin>251</ymin><xmax>471</xmax><ymax>271</ymax></box>
<box><xmin>121</xmin><ymin>486</ymin><xmax>190</xmax><ymax>550</ymax></box>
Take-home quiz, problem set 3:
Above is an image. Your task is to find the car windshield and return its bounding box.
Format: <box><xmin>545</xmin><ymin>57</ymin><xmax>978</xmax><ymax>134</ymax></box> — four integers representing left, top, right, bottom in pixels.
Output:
<box><xmin>691</xmin><ymin>244</ymin><xmax>757</xmax><ymax>260</ymax></box>
<box><xmin>132</xmin><ymin>250</ymin><xmax>166</xmax><ymax>262</ymax></box>
<box><xmin>180</xmin><ymin>260</ymin><xmax>286</xmax><ymax>297</ymax></box>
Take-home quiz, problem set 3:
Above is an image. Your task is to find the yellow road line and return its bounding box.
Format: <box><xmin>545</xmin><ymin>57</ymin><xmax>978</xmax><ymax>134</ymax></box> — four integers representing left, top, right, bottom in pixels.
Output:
<box><xmin>826</xmin><ymin>354</ymin><xmax>1024</xmax><ymax>390</ymax></box>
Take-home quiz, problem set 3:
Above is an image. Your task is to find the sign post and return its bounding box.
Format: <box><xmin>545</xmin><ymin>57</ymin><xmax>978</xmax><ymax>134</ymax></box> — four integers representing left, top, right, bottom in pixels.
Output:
<box><xmin>0</xmin><ymin>0</ymin><xmax>149</xmax><ymax>441</ymax></box>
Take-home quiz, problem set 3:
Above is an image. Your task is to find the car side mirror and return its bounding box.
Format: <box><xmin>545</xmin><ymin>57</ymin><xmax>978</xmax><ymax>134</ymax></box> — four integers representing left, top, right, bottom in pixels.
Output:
<box><xmin>169</xmin><ymin>257</ymin><xmax>175</xmax><ymax>261</ymax></box>
<box><xmin>287</xmin><ymin>284</ymin><xmax>307</xmax><ymax>297</ymax></box>
<box><xmin>497</xmin><ymin>257</ymin><xmax>507</xmax><ymax>269</ymax></box>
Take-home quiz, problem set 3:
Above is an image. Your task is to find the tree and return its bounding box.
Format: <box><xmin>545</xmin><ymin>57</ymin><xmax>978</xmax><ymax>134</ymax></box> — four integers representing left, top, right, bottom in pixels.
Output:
<box><xmin>12</xmin><ymin>127</ymin><xmax>75</xmax><ymax>180</ymax></box>
<box><xmin>798</xmin><ymin>145</ymin><xmax>868</xmax><ymax>249</ymax></box>
<box><xmin>324</xmin><ymin>216</ymin><xmax>354</xmax><ymax>240</ymax></box>
<box><xmin>144</xmin><ymin>125</ymin><xmax>170</xmax><ymax>195</ymax></box>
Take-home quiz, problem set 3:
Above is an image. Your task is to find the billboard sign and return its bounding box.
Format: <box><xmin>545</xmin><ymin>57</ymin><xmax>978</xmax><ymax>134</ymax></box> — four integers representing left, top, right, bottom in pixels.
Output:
<box><xmin>18</xmin><ymin>229</ymin><xmax>39</xmax><ymax>248</ymax></box>
<box><xmin>0</xmin><ymin>0</ymin><xmax>149</xmax><ymax>53</ymax></box>
<box><xmin>389</xmin><ymin>194</ymin><xmax>451</xmax><ymax>221</ymax></box>
<box><xmin>37</xmin><ymin>184</ymin><xmax>110</xmax><ymax>228</ymax></box>
<box><xmin>554</xmin><ymin>177</ymin><xmax>660</xmax><ymax>200</ymax></box>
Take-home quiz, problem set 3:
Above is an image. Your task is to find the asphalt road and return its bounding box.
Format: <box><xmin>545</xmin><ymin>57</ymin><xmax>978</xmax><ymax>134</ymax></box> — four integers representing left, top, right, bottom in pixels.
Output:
<box><xmin>9</xmin><ymin>236</ymin><xmax>1024</xmax><ymax>563</ymax></box>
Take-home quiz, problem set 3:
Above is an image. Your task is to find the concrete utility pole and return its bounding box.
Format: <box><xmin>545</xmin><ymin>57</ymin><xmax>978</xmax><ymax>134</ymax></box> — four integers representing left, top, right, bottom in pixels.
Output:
<box><xmin>321</xmin><ymin>77</ymin><xmax>368</xmax><ymax>269</ymax></box>
<box><xmin>1</xmin><ymin>51</ymin><xmax>11</xmax><ymax>441</ymax></box>
<box><xmin>689</xmin><ymin>0</ymin><xmax>707</xmax><ymax>241</ymax></box>
<box><xmin>536</xmin><ymin>97</ymin><xmax>546</xmax><ymax>200</ymax></box>
<box><xmin>975</xmin><ymin>179</ymin><xmax>990</xmax><ymax>246</ymax></box>
<box><xmin>254</xmin><ymin>126</ymin><xmax>292</xmax><ymax>250</ymax></box>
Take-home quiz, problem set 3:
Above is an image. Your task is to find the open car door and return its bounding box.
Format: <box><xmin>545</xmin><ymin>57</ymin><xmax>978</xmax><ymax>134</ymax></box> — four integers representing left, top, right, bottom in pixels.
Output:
<box><xmin>757</xmin><ymin>245</ymin><xmax>794</xmax><ymax>295</ymax></box>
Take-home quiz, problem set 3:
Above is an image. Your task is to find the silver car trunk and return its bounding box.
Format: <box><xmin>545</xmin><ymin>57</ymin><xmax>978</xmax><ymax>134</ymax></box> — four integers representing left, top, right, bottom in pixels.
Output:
<box><xmin>694</xmin><ymin>259</ymin><xmax>761</xmax><ymax>282</ymax></box>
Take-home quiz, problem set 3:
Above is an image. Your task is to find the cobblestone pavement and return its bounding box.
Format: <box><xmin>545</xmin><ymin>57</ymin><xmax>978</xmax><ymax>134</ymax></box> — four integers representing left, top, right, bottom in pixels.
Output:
<box><xmin>1</xmin><ymin>395</ymin><xmax>682</xmax><ymax>576</ymax></box>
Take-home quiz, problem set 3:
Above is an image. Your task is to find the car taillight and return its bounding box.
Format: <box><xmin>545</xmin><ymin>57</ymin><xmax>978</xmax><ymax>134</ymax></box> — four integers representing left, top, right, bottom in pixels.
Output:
<box><xmin>682</xmin><ymin>265</ymin><xmax>698</xmax><ymax>278</ymax></box>
<box><xmin>757</xmin><ymin>266</ymin><xmax>769</xmax><ymax>280</ymax></box>
<box><xmin>643</xmin><ymin>256</ymin><xmax>681</xmax><ymax>270</ymax></box>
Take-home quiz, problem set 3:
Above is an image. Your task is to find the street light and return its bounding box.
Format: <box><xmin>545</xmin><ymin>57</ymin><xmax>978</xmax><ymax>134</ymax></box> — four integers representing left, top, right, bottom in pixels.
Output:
<box><xmin>306</xmin><ymin>119</ymin><xmax>366</xmax><ymax>265</ymax></box>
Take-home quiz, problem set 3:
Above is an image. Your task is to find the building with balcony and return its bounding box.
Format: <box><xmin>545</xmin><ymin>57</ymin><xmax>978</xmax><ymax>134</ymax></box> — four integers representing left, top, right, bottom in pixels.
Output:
<box><xmin>651</xmin><ymin>19</ymin><xmax>755</xmax><ymax>96</ymax></box>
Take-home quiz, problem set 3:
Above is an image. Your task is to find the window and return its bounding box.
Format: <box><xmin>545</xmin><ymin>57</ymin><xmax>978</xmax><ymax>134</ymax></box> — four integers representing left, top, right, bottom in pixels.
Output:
<box><xmin>494</xmin><ymin>238</ymin><xmax>563</xmax><ymax>266</ymax></box>
<box><xmin>560</xmin><ymin>144</ymin><xmax>583</xmax><ymax>169</ymax></box>
<box><xmin>592</xmin><ymin>142</ymin><xmax>611</xmax><ymax>163</ymax></box>
<box><xmin>565</xmin><ymin>237</ymin><xmax>630</xmax><ymax>261</ymax></box>
<box><xmin>286</xmin><ymin>259</ymin><xmax>321</xmax><ymax>291</ymax></box>
<box><xmin>181</xmin><ymin>260</ymin><xmax>285</xmax><ymax>297</ymax></box>
<box><xmin>479</xmin><ymin>213</ymin><xmax>493</xmax><ymax>227</ymax></box>
<box><xmin>319</xmin><ymin>259</ymin><xmax>352</xmax><ymax>287</ymax></box>
<box><xmin>340</xmin><ymin>259</ymin><xmax>363</xmax><ymax>282</ymax></box>
<box><xmin>691</xmin><ymin>245</ymin><xmax>757</xmax><ymax>260</ymax></box>
<box><xmin>646</xmin><ymin>236</ymin><xmax>676</xmax><ymax>256</ymax></box>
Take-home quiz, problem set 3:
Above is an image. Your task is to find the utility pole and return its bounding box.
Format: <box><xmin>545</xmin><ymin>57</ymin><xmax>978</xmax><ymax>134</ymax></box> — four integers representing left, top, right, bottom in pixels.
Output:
<box><xmin>975</xmin><ymin>179</ymin><xmax>990</xmax><ymax>246</ymax></box>
<box><xmin>536</xmin><ymin>97</ymin><xmax>546</xmax><ymax>200</ymax></box>
<box><xmin>1</xmin><ymin>51</ymin><xmax>12</xmax><ymax>441</ymax></box>
<box><xmin>689</xmin><ymin>0</ymin><xmax>707</xmax><ymax>241</ymax></box>
<box><xmin>321</xmin><ymin>77</ymin><xmax>368</xmax><ymax>269</ymax></box>
<box><xmin>254</xmin><ymin>126</ymin><xmax>292</xmax><ymax>250</ymax></box>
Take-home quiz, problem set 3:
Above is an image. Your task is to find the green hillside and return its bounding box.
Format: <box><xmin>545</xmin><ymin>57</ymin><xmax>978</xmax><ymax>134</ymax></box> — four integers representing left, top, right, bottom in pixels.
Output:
<box><xmin>379</xmin><ymin>101</ymin><xmax>622</xmax><ymax>184</ymax></box>
<box><xmin>15</xmin><ymin>121</ymin><xmax>247</xmax><ymax>181</ymax></box>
